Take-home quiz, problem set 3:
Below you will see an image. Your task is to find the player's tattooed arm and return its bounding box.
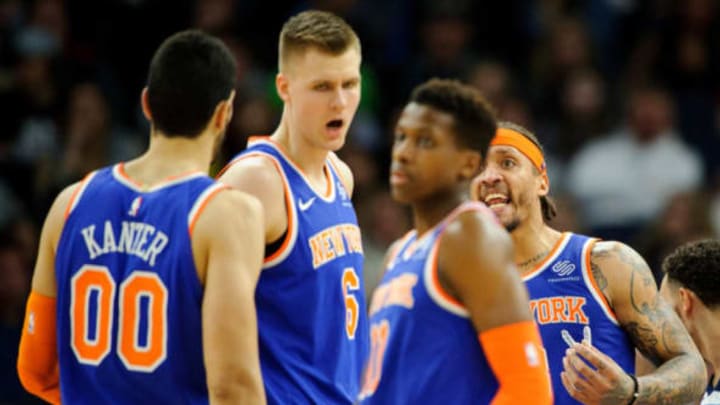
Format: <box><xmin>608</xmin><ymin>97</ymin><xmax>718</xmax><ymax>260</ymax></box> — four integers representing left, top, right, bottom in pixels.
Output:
<box><xmin>590</xmin><ymin>242</ymin><xmax>706</xmax><ymax>405</ymax></box>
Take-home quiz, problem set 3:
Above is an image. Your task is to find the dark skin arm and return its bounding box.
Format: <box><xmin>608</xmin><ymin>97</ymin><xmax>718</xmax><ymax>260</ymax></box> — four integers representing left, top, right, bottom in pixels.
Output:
<box><xmin>562</xmin><ymin>241</ymin><xmax>705</xmax><ymax>405</ymax></box>
<box><xmin>437</xmin><ymin>209</ymin><xmax>532</xmax><ymax>330</ymax></box>
<box><xmin>437</xmin><ymin>209</ymin><xmax>552</xmax><ymax>405</ymax></box>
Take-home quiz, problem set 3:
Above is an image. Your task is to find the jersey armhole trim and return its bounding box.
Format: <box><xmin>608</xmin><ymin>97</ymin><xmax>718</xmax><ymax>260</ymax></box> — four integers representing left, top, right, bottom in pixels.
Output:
<box><xmin>187</xmin><ymin>183</ymin><xmax>230</xmax><ymax>237</ymax></box>
<box><xmin>422</xmin><ymin>202</ymin><xmax>489</xmax><ymax>318</ymax></box>
<box><xmin>64</xmin><ymin>171</ymin><xmax>98</xmax><ymax>220</ymax></box>
<box><xmin>327</xmin><ymin>152</ymin><xmax>351</xmax><ymax>197</ymax></box>
<box><xmin>581</xmin><ymin>238</ymin><xmax>620</xmax><ymax>325</ymax></box>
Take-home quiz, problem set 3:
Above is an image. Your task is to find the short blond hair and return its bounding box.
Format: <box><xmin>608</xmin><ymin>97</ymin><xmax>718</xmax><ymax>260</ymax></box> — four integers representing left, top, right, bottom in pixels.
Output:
<box><xmin>278</xmin><ymin>10</ymin><xmax>360</xmax><ymax>71</ymax></box>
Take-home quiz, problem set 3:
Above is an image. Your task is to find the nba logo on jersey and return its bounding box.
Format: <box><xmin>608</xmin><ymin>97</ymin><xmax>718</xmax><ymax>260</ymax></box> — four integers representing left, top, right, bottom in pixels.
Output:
<box><xmin>128</xmin><ymin>196</ymin><xmax>143</xmax><ymax>216</ymax></box>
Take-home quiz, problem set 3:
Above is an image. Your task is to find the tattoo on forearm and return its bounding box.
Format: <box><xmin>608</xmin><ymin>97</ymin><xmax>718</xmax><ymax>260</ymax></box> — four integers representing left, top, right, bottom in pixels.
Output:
<box><xmin>590</xmin><ymin>260</ymin><xmax>608</xmax><ymax>295</ymax></box>
<box><xmin>609</xmin><ymin>245</ymin><xmax>704</xmax><ymax>404</ymax></box>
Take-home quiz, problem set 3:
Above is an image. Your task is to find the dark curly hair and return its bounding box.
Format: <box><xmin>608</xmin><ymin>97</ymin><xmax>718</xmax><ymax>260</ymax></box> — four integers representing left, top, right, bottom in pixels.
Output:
<box><xmin>662</xmin><ymin>239</ymin><xmax>720</xmax><ymax>308</ymax></box>
<box><xmin>409</xmin><ymin>78</ymin><xmax>497</xmax><ymax>157</ymax></box>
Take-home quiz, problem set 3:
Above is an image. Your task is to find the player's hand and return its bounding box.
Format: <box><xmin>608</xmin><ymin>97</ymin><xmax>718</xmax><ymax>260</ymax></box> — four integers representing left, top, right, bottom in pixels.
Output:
<box><xmin>560</xmin><ymin>341</ymin><xmax>635</xmax><ymax>405</ymax></box>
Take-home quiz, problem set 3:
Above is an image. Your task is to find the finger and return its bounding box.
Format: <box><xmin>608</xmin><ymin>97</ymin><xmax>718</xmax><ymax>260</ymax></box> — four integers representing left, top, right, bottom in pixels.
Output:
<box><xmin>561</xmin><ymin>360</ymin><xmax>599</xmax><ymax>399</ymax></box>
<box><xmin>583</xmin><ymin>325</ymin><xmax>592</xmax><ymax>346</ymax></box>
<box><xmin>561</xmin><ymin>371</ymin><xmax>590</xmax><ymax>402</ymax></box>
<box><xmin>561</xmin><ymin>329</ymin><xmax>577</xmax><ymax>348</ymax></box>
<box><xmin>565</xmin><ymin>349</ymin><xmax>605</xmax><ymax>386</ymax></box>
<box><xmin>573</xmin><ymin>342</ymin><xmax>619</xmax><ymax>378</ymax></box>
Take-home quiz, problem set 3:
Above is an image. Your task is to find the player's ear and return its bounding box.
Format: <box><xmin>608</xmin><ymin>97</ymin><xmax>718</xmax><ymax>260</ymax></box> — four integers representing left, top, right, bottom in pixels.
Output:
<box><xmin>276</xmin><ymin>72</ymin><xmax>290</xmax><ymax>102</ymax></box>
<box><xmin>678</xmin><ymin>287</ymin><xmax>695</xmax><ymax>318</ymax></box>
<box><xmin>211</xmin><ymin>90</ymin><xmax>235</xmax><ymax>131</ymax></box>
<box><xmin>537</xmin><ymin>171</ymin><xmax>550</xmax><ymax>197</ymax></box>
<box><xmin>458</xmin><ymin>150</ymin><xmax>481</xmax><ymax>181</ymax></box>
<box><xmin>141</xmin><ymin>87</ymin><xmax>152</xmax><ymax>121</ymax></box>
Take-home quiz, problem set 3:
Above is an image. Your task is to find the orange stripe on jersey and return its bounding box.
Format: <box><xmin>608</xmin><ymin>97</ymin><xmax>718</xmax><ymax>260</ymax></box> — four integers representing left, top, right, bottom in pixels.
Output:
<box><xmin>522</xmin><ymin>233</ymin><xmax>571</xmax><ymax>280</ymax></box>
<box><xmin>583</xmin><ymin>238</ymin><xmax>618</xmax><ymax>323</ymax></box>
<box><xmin>264</xmin><ymin>164</ymin><xmax>295</xmax><ymax>264</ymax></box>
<box><xmin>429</xmin><ymin>241</ymin><xmax>465</xmax><ymax>310</ymax></box>
<box><xmin>327</xmin><ymin>152</ymin><xmax>350</xmax><ymax>197</ymax></box>
<box><xmin>64</xmin><ymin>171</ymin><xmax>97</xmax><ymax>220</ymax></box>
<box><xmin>117</xmin><ymin>163</ymin><xmax>143</xmax><ymax>188</ymax></box>
<box><xmin>216</xmin><ymin>150</ymin><xmax>297</xmax><ymax>265</ymax></box>
<box><xmin>188</xmin><ymin>184</ymin><xmax>229</xmax><ymax>237</ymax></box>
<box><xmin>253</xmin><ymin>137</ymin><xmax>335</xmax><ymax>199</ymax></box>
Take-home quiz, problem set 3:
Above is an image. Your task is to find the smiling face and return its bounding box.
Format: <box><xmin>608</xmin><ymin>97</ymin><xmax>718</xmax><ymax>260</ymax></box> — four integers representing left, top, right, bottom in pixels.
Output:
<box><xmin>277</xmin><ymin>47</ymin><xmax>361</xmax><ymax>152</ymax></box>
<box><xmin>472</xmin><ymin>144</ymin><xmax>548</xmax><ymax>231</ymax></box>
<box><xmin>390</xmin><ymin>102</ymin><xmax>478</xmax><ymax>204</ymax></box>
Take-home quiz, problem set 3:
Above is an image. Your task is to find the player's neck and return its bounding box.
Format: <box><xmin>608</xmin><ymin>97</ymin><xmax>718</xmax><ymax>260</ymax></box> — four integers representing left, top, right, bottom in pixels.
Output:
<box><xmin>510</xmin><ymin>222</ymin><xmax>562</xmax><ymax>274</ymax></box>
<box><xmin>125</xmin><ymin>133</ymin><xmax>212</xmax><ymax>185</ymax></box>
<box><xmin>412</xmin><ymin>193</ymin><xmax>466</xmax><ymax>236</ymax></box>
<box><xmin>271</xmin><ymin>119</ymin><xmax>330</xmax><ymax>183</ymax></box>
<box><xmin>696</xmin><ymin>309</ymin><xmax>720</xmax><ymax>381</ymax></box>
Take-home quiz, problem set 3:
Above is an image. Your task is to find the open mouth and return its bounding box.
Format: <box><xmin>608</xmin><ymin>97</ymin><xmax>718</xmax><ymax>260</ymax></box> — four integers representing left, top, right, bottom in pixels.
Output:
<box><xmin>327</xmin><ymin>119</ymin><xmax>343</xmax><ymax>129</ymax></box>
<box><xmin>484</xmin><ymin>193</ymin><xmax>510</xmax><ymax>209</ymax></box>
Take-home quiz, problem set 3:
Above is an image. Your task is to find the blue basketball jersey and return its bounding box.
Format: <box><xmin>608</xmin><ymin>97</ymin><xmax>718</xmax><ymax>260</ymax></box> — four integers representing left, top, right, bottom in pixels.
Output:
<box><xmin>523</xmin><ymin>233</ymin><xmax>635</xmax><ymax>405</ymax></box>
<box><xmin>226</xmin><ymin>137</ymin><xmax>368</xmax><ymax>404</ymax></box>
<box><xmin>360</xmin><ymin>202</ymin><xmax>499</xmax><ymax>404</ymax></box>
<box><xmin>55</xmin><ymin>164</ymin><xmax>226</xmax><ymax>404</ymax></box>
<box><xmin>702</xmin><ymin>377</ymin><xmax>720</xmax><ymax>405</ymax></box>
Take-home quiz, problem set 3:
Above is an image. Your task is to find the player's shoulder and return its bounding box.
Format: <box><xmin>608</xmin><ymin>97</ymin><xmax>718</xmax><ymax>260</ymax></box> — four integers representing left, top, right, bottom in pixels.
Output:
<box><xmin>446</xmin><ymin>203</ymin><xmax>508</xmax><ymax>242</ymax></box>
<box><xmin>219</xmin><ymin>153</ymin><xmax>282</xmax><ymax>183</ymax></box>
<box><xmin>441</xmin><ymin>203</ymin><xmax>512</xmax><ymax>257</ymax></box>
<box><xmin>201</xmin><ymin>186</ymin><xmax>263</xmax><ymax>223</ymax></box>
<box><xmin>590</xmin><ymin>240</ymin><xmax>645</xmax><ymax>267</ymax></box>
<box><xmin>217</xmin><ymin>153</ymin><xmax>285</xmax><ymax>206</ymax></box>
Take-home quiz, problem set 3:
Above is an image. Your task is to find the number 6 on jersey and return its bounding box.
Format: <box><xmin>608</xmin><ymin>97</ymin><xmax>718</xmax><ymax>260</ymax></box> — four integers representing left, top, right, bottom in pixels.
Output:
<box><xmin>342</xmin><ymin>268</ymin><xmax>360</xmax><ymax>339</ymax></box>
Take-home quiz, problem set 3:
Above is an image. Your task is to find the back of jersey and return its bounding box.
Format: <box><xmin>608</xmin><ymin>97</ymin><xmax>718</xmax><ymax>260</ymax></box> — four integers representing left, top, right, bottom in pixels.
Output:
<box><xmin>55</xmin><ymin>164</ymin><xmax>221</xmax><ymax>404</ymax></box>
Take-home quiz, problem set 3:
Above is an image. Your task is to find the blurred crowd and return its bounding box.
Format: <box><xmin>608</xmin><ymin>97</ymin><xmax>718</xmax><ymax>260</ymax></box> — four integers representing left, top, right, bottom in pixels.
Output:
<box><xmin>1</xmin><ymin>0</ymin><xmax>720</xmax><ymax>402</ymax></box>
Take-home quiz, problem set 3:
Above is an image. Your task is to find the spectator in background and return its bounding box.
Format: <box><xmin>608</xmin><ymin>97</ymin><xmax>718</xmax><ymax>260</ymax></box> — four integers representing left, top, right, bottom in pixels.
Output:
<box><xmin>56</xmin><ymin>81</ymin><xmax>143</xmax><ymax>185</ymax></box>
<box><xmin>567</xmin><ymin>85</ymin><xmax>702</xmax><ymax>243</ymax></box>
<box><xmin>636</xmin><ymin>190</ymin><xmax>715</xmax><ymax>285</ymax></box>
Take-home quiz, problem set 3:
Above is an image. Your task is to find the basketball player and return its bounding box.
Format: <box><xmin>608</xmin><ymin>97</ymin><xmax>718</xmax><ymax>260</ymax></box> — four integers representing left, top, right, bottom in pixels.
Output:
<box><xmin>359</xmin><ymin>79</ymin><xmax>552</xmax><ymax>404</ymax></box>
<box><xmin>472</xmin><ymin>122</ymin><xmax>706</xmax><ymax>404</ymax></box>
<box><xmin>660</xmin><ymin>239</ymin><xmax>720</xmax><ymax>404</ymax></box>
<box><xmin>17</xmin><ymin>30</ymin><xmax>266</xmax><ymax>404</ymax></box>
<box><xmin>217</xmin><ymin>11</ymin><xmax>368</xmax><ymax>404</ymax></box>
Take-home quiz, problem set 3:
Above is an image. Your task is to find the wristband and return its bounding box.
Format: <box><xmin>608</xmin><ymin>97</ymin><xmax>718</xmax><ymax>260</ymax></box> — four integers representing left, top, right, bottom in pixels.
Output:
<box><xmin>627</xmin><ymin>374</ymin><xmax>639</xmax><ymax>405</ymax></box>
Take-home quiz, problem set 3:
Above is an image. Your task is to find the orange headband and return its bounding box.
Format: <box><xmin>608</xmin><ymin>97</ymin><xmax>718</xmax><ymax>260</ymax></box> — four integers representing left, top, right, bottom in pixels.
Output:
<box><xmin>490</xmin><ymin>128</ymin><xmax>546</xmax><ymax>173</ymax></box>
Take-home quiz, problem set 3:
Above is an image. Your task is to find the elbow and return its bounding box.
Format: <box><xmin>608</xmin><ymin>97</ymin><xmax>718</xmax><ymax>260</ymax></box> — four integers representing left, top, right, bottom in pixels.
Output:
<box><xmin>17</xmin><ymin>364</ymin><xmax>60</xmax><ymax>404</ymax></box>
<box><xmin>207</xmin><ymin>374</ymin><xmax>266</xmax><ymax>405</ymax></box>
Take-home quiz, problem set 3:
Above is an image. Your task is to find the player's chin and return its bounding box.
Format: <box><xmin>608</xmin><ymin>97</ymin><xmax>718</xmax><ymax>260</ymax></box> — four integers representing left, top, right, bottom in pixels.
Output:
<box><xmin>389</xmin><ymin>186</ymin><xmax>413</xmax><ymax>204</ymax></box>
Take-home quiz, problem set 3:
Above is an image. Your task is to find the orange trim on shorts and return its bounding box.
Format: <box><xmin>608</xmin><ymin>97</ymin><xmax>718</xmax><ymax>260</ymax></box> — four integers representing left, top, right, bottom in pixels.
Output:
<box><xmin>188</xmin><ymin>185</ymin><xmax>229</xmax><ymax>236</ymax></box>
<box><xmin>491</xmin><ymin>128</ymin><xmax>546</xmax><ymax>173</ymax></box>
<box><xmin>584</xmin><ymin>238</ymin><xmax>618</xmax><ymax>322</ymax></box>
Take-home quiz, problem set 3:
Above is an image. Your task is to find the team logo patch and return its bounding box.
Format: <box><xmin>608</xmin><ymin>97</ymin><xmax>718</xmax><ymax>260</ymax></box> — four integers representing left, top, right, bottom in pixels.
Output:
<box><xmin>552</xmin><ymin>260</ymin><xmax>576</xmax><ymax>277</ymax></box>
